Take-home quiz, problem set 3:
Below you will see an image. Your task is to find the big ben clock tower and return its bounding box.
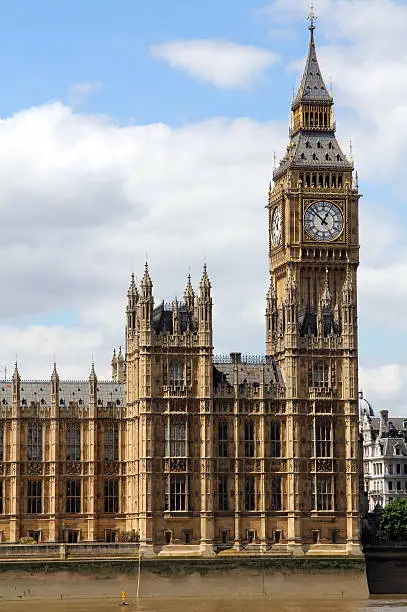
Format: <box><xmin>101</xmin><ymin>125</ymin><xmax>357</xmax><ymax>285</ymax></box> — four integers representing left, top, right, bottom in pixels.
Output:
<box><xmin>266</xmin><ymin>14</ymin><xmax>362</xmax><ymax>554</ymax></box>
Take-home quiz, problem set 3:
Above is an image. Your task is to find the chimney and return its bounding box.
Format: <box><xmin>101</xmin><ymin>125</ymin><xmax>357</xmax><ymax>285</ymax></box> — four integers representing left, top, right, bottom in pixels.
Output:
<box><xmin>379</xmin><ymin>410</ymin><xmax>389</xmax><ymax>438</ymax></box>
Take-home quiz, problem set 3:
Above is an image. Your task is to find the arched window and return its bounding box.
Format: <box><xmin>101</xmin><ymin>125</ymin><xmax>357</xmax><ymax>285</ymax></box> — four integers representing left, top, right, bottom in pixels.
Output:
<box><xmin>169</xmin><ymin>360</ymin><xmax>184</xmax><ymax>385</ymax></box>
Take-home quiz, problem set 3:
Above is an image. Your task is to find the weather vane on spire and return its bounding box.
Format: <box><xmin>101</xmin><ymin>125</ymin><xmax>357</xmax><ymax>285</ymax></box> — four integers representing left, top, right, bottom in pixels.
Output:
<box><xmin>308</xmin><ymin>1</ymin><xmax>317</xmax><ymax>30</ymax></box>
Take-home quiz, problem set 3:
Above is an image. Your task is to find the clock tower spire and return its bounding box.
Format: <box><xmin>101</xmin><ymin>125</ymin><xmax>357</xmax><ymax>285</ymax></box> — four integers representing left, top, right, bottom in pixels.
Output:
<box><xmin>266</xmin><ymin>17</ymin><xmax>362</xmax><ymax>555</ymax></box>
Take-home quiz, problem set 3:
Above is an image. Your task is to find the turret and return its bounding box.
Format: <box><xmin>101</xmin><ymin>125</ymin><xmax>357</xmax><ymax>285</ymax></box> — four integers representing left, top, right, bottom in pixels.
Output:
<box><xmin>140</xmin><ymin>262</ymin><xmax>153</xmax><ymax>332</ymax></box>
<box><xmin>111</xmin><ymin>348</ymin><xmax>117</xmax><ymax>378</ymax></box>
<box><xmin>198</xmin><ymin>264</ymin><xmax>212</xmax><ymax>345</ymax></box>
<box><xmin>89</xmin><ymin>362</ymin><xmax>98</xmax><ymax>409</ymax></box>
<box><xmin>184</xmin><ymin>274</ymin><xmax>195</xmax><ymax>313</ymax></box>
<box><xmin>266</xmin><ymin>274</ymin><xmax>278</xmax><ymax>336</ymax></box>
<box><xmin>172</xmin><ymin>298</ymin><xmax>180</xmax><ymax>335</ymax></box>
<box><xmin>126</xmin><ymin>273</ymin><xmax>139</xmax><ymax>332</ymax></box>
<box><xmin>341</xmin><ymin>262</ymin><xmax>356</xmax><ymax>344</ymax></box>
<box><xmin>318</xmin><ymin>269</ymin><xmax>334</xmax><ymax>336</ymax></box>
<box><xmin>12</xmin><ymin>362</ymin><xmax>20</xmax><ymax>417</ymax></box>
<box><xmin>51</xmin><ymin>362</ymin><xmax>59</xmax><ymax>417</ymax></box>
<box><xmin>112</xmin><ymin>347</ymin><xmax>125</xmax><ymax>383</ymax></box>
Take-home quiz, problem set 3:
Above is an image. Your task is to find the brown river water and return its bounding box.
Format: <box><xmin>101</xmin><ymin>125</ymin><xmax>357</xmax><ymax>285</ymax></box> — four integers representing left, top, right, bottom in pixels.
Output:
<box><xmin>0</xmin><ymin>598</ymin><xmax>407</xmax><ymax>612</ymax></box>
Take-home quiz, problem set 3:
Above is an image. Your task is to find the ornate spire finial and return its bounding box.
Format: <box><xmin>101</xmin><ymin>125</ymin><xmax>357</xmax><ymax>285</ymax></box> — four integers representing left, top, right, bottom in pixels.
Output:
<box><xmin>200</xmin><ymin>262</ymin><xmax>211</xmax><ymax>292</ymax></box>
<box><xmin>308</xmin><ymin>1</ymin><xmax>317</xmax><ymax>39</ymax></box>
<box><xmin>141</xmin><ymin>261</ymin><xmax>153</xmax><ymax>292</ymax></box>
<box><xmin>321</xmin><ymin>268</ymin><xmax>331</xmax><ymax>309</ymax></box>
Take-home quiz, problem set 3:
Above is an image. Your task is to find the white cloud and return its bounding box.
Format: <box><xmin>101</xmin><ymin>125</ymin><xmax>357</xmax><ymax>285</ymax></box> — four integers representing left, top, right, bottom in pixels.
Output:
<box><xmin>360</xmin><ymin>364</ymin><xmax>407</xmax><ymax>415</ymax></box>
<box><xmin>0</xmin><ymin>101</ymin><xmax>287</xmax><ymax>380</ymax></box>
<box><xmin>149</xmin><ymin>39</ymin><xmax>278</xmax><ymax>89</ymax></box>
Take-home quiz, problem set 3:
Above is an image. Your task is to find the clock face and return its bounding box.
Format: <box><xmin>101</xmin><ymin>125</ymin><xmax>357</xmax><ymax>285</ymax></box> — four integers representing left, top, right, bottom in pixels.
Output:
<box><xmin>304</xmin><ymin>201</ymin><xmax>344</xmax><ymax>242</ymax></box>
<box><xmin>271</xmin><ymin>206</ymin><xmax>282</xmax><ymax>247</ymax></box>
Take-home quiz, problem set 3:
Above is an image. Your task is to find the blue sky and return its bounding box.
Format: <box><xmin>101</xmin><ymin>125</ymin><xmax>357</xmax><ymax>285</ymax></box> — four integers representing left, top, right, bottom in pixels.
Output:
<box><xmin>0</xmin><ymin>0</ymin><xmax>302</xmax><ymax>122</ymax></box>
<box><xmin>0</xmin><ymin>0</ymin><xmax>406</xmax><ymax>412</ymax></box>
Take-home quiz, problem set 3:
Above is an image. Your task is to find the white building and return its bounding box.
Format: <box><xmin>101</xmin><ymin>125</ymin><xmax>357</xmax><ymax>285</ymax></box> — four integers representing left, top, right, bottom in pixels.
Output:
<box><xmin>360</xmin><ymin>399</ymin><xmax>407</xmax><ymax>512</ymax></box>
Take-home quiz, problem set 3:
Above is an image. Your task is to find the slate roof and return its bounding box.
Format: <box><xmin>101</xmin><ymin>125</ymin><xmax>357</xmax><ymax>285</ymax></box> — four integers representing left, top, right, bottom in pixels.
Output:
<box><xmin>0</xmin><ymin>380</ymin><xmax>124</xmax><ymax>407</ymax></box>
<box><xmin>152</xmin><ymin>302</ymin><xmax>196</xmax><ymax>334</ymax></box>
<box><xmin>369</xmin><ymin>417</ymin><xmax>407</xmax><ymax>435</ymax></box>
<box><xmin>213</xmin><ymin>360</ymin><xmax>283</xmax><ymax>389</ymax></box>
<box><xmin>274</xmin><ymin>131</ymin><xmax>352</xmax><ymax>180</ymax></box>
<box><xmin>381</xmin><ymin>437</ymin><xmax>407</xmax><ymax>457</ymax></box>
<box><xmin>292</xmin><ymin>27</ymin><xmax>332</xmax><ymax>109</ymax></box>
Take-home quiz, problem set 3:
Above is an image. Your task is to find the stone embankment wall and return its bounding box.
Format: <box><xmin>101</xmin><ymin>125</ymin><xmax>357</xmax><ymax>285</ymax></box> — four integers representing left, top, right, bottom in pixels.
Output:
<box><xmin>365</xmin><ymin>546</ymin><xmax>407</xmax><ymax>594</ymax></box>
<box><xmin>0</xmin><ymin>558</ymin><xmax>368</xmax><ymax>601</ymax></box>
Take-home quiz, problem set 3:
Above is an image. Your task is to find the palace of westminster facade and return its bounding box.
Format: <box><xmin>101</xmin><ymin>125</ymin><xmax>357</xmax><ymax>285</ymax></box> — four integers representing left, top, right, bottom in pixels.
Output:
<box><xmin>0</xmin><ymin>21</ymin><xmax>362</xmax><ymax>555</ymax></box>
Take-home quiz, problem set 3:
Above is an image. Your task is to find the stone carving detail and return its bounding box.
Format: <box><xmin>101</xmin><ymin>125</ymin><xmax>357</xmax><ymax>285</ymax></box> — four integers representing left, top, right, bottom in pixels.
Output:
<box><xmin>316</xmin><ymin>459</ymin><xmax>332</xmax><ymax>472</ymax></box>
<box><xmin>103</xmin><ymin>461</ymin><xmax>120</xmax><ymax>475</ymax></box>
<box><xmin>170</xmin><ymin>458</ymin><xmax>186</xmax><ymax>472</ymax></box>
<box><xmin>27</xmin><ymin>461</ymin><xmax>42</xmax><ymax>475</ymax></box>
<box><xmin>66</xmin><ymin>461</ymin><xmax>81</xmax><ymax>475</ymax></box>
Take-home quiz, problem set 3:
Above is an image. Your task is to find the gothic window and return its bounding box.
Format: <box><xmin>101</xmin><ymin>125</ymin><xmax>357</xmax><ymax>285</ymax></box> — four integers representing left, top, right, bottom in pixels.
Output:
<box><xmin>317</xmin><ymin>140</ymin><xmax>322</xmax><ymax>149</ymax></box>
<box><xmin>311</xmin><ymin>418</ymin><xmax>333</xmax><ymax>458</ymax></box>
<box><xmin>66</xmin><ymin>479</ymin><xmax>81</xmax><ymax>513</ymax></box>
<box><xmin>166</xmin><ymin>418</ymin><xmax>187</xmax><ymax>457</ymax></box>
<box><xmin>270</xmin><ymin>421</ymin><xmax>281</xmax><ymax>457</ymax></box>
<box><xmin>271</xmin><ymin>476</ymin><xmax>282</xmax><ymax>510</ymax></box>
<box><xmin>305</xmin><ymin>141</ymin><xmax>311</xmax><ymax>149</ymax></box>
<box><xmin>332</xmin><ymin>174</ymin><xmax>337</xmax><ymax>187</ymax></box>
<box><xmin>338</xmin><ymin>174</ymin><xmax>343</xmax><ymax>188</ymax></box>
<box><xmin>244</xmin><ymin>421</ymin><xmax>255</xmax><ymax>458</ymax></box>
<box><xmin>244</xmin><ymin>476</ymin><xmax>256</xmax><ymax>511</ymax></box>
<box><xmin>0</xmin><ymin>481</ymin><xmax>3</xmax><ymax>514</ymax></box>
<box><xmin>217</xmin><ymin>420</ymin><xmax>228</xmax><ymax>458</ymax></box>
<box><xmin>0</xmin><ymin>424</ymin><xmax>4</xmax><ymax>461</ymax></box>
<box><xmin>301</xmin><ymin>153</ymin><xmax>306</xmax><ymax>160</ymax></box>
<box><xmin>312</xmin><ymin>476</ymin><xmax>334</xmax><ymax>511</ymax></box>
<box><xmin>27</xmin><ymin>480</ymin><xmax>42</xmax><ymax>514</ymax></box>
<box><xmin>217</xmin><ymin>475</ymin><xmax>229</xmax><ymax>511</ymax></box>
<box><xmin>328</xmin><ymin>141</ymin><xmax>333</xmax><ymax>149</ymax></box>
<box><xmin>305</xmin><ymin>173</ymin><xmax>310</xmax><ymax>187</ymax></box>
<box><xmin>104</xmin><ymin>479</ymin><xmax>119</xmax><ymax>513</ymax></box>
<box><xmin>66</xmin><ymin>423</ymin><xmax>81</xmax><ymax>461</ymax></box>
<box><xmin>309</xmin><ymin>361</ymin><xmax>329</xmax><ymax>388</ymax></box>
<box><xmin>165</xmin><ymin>474</ymin><xmax>187</xmax><ymax>511</ymax></box>
<box><xmin>27</xmin><ymin>422</ymin><xmax>42</xmax><ymax>461</ymax></box>
<box><xmin>324</xmin><ymin>113</ymin><xmax>328</xmax><ymax>127</ymax></box>
<box><xmin>104</xmin><ymin>423</ymin><xmax>119</xmax><ymax>461</ymax></box>
<box><xmin>318</xmin><ymin>173</ymin><xmax>323</xmax><ymax>187</ymax></box>
<box><xmin>312</xmin><ymin>153</ymin><xmax>317</xmax><ymax>161</ymax></box>
<box><xmin>169</xmin><ymin>359</ymin><xmax>184</xmax><ymax>385</ymax></box>
<box><xmin>325</xmin><ymin>153</ymin><xmax>330</xmax><ymax>161</ymax></box>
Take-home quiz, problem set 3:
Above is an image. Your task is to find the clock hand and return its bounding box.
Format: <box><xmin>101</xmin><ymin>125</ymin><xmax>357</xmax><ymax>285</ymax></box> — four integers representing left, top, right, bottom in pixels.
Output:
<box><xmin>315</xmin><ymin>212</ymin><xmax>328</xmax><ymax>225</ymax></box>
